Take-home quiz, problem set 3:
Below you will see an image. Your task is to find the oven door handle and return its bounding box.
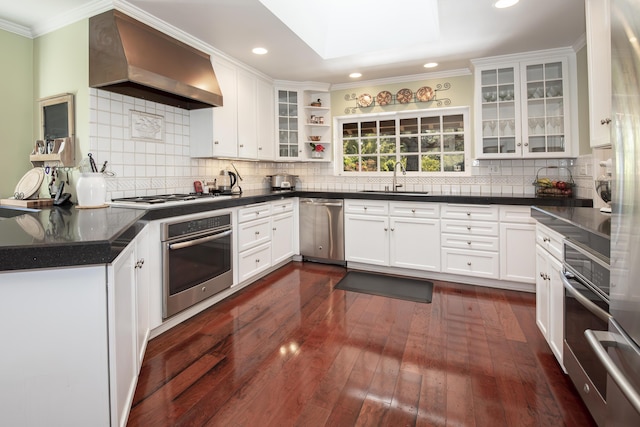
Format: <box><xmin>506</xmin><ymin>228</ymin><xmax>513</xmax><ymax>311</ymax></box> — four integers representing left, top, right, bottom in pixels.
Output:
<box><xmin>561</xmin><ymin>269</ymin><xmax>611</xmax><ymax>322</ymax></box>
<box><xmin>585</xmin><ymin>328</ymin><xmax>640</xmax><ymax>415</ymax></box>
<box><xmin>168</xmin><ymin>230</ymin><xmax>232</xmax><ymax>250</ymax></box>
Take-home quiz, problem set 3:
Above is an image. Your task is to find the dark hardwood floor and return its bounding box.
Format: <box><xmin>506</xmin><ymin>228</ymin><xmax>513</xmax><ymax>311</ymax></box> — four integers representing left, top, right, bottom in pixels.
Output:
<box><xmin>128</xmin><ymin>262</ymin><xmax>596</xmax><ymax>427</ymax></box>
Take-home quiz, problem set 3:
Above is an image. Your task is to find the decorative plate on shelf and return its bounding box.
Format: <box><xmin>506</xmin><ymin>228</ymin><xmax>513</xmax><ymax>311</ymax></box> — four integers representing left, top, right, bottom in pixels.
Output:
<box><xmin>416</xmin><ymin>86</ymin><xmax>434</xmax><ymax>102</ymax></box>
<box><xmin>376</xmin><ymin>90</ymin><xmax>392</xmax><ymax>106</ymax></box>
<box><xmin>358</xmin><ymin>93</ymin><xmax>373</xmax><ymax>107</ymax></box>
<box><xmin>396</xmin><ymin>88</ymin><xmax>413</xmax><ymax>104</ymax></box>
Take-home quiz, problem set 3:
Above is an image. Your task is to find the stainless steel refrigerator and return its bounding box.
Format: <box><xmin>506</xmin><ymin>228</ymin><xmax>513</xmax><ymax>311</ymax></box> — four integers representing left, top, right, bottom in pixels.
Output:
<box><xmin>586</xmin><ymin>0</ymin><xmax>640</xmax><ymax>425</ymax></box>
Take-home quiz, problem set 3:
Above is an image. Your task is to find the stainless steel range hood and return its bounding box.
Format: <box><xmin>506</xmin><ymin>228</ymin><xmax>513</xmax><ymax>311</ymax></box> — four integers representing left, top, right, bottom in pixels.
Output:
<box><xmin>89</xmin><ymin>10</ymin><xmax>223</xmax><ymax>110</ymax></box>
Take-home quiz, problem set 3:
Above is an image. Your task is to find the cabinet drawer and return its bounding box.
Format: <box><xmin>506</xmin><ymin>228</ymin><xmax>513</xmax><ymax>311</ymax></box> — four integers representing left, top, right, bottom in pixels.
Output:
<box><xmin>536</xmin><ymin>223</ymin><xmax>564</xmax><ymax>260</ymax></box>
<box><xmin>344</xmin><ymin>199</ymin><xmax>388</xmax><ymax>215</ymax></box>
<box><xmin>441</xmin><ymin>219</ymin><xmax>499</xmax><ymax>236</ymax></box>
<box><xmin>500</xmin><ymin>205</ymin><xmax>535</xmax><ymax>223</ymax></box>
<box><xmin>271</xmin><ymin>199</ymin><xmax>294</xmax><ymax>214</ymax></box>
<box><xmin>389</xmin><ymin>201</ymin><xmax>440</xmax><ymax>218</ymax></box>
<box><xmin>441</xmin><ymin>204</ymin><xmax>499</xmax><ymax>221</ymax></box>
<box><xmin>237</xmin><ymin>217</ymin><xmax>271</xmax><ymax>251</ymax></box>
<box><xmin>238</xmin><ymin>242</ymin><xmax>271</xmax><ymax>282</ymax></box>
<box><xmin>441</xmin><ymin>233</ymin><xmax>499</xmax><ymax>251</ymax></box>
<box><xmin>238</xmin><ymin>203</ymin><xmax>272</xmax><ymax>223</ymax></box>
<box><xmin>441</xmin><ymin>248</ymin><xmax>499</xmax><ymax>279</ymax></box>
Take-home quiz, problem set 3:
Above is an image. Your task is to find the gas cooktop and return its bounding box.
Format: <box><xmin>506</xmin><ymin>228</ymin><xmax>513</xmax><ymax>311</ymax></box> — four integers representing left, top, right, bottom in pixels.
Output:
<box><xmin>110</xmin><ymin>193</ymin><xmax>233</xmax><ymax>209</ymax></box>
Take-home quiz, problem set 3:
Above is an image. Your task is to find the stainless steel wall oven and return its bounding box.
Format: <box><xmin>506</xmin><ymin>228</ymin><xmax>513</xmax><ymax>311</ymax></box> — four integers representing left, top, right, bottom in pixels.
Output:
<box><xmin>562</xmin><ymin>239</ymin><xmax>611</xmax><ymax>427</ymax></box>
<box><xmin>161</xmin><ymin>212</ymin><xmax>233</xmax><ymax>319</ymax></box>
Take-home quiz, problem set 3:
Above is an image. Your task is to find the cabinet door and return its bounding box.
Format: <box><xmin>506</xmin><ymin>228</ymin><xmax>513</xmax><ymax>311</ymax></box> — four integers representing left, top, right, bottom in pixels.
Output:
<box><xmin>257</xmin><ymin>78</ymin><xmax>275</xmax><ymax>160</ymax></box>
<box><xmin>520</xmin><ymin>58</ymin><xmax>571</xmax><ymax>156</ymax></box>
<box><xmin>344</xmin><ymin>214</ymin><xmax>389</xmax><ymax>266</ymax></box>
<box><xmin>108</xmin><ymin>242</ymin><xmax>138</xmax><ymax>427</ymax></box>
<box><xmin>237</xmin><ymin>69</ymin><xmax>258</xmax><ymax>159</ymax></box>
<box><xmin>500</xmin><ymin>222</ymin><xmax>536</xmax><ymax>284</ymax></box>
<box><xmin>238</xmin><ymin>242</ymin><xmax>272</xmax><ymax>282</ymax></box>
<box><xmin>135</xmin><ymin>226</ymin><xmax>150</xmax><ymax>370</ymax></box>
<box><xmin>548</xmin><ymin>254</ymin><xmax>564</xmax><ymax>365</ymax></box>
<box><xmin>476</xmin><ymin>64</ymin><xmax>523</xmax><ymax>157</ymax></box>
<box><xmin>390</xmin><ymin>216</ymin><xmax>440</xmax><ymax>271</ymax></box>
<box><xmin>586</xmin><ymin>0</ymin><xmax>612</xmax><ymax>148</ymax></box>
<box><xmin>276</xmin><ymin>88</ymin><xmax>300</xmax><ymax>159</ymax></box>
<box><xmin>272</xmin><ymin>212</ymin><xmax>294</xmax><ymax>264</ymax></box>
<box><xmin>535</xmin><ymin>245</ymin><xmax>550</xmax><ymax>340</ymax></box>
<box><xmin>211</xmin><ymin>60</ymin><xmax>238</xmax><ymax>157</ymax></box>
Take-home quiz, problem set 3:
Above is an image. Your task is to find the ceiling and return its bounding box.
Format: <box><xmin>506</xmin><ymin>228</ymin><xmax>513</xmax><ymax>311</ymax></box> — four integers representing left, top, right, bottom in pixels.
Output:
<box><xmin>0</xmin><ymin>0</ymin><xmax>586</xmax><ymax>85</ymax></box>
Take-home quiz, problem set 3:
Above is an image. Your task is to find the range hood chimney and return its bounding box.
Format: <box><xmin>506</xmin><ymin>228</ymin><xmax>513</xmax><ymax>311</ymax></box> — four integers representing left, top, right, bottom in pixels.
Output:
<box><xmin>89</xmin><ymin>10</ymin><xmax>223</xmax><ymax>110</ymax></box>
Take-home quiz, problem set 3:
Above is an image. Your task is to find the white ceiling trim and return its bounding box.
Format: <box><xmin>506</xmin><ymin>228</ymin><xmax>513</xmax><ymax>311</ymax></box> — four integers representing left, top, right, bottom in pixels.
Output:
<box><xmin>331</xmin><ymin>68</ymin><xmax>472</xmax><ymax>91</ymax></box>
<box><xmin>30</xmin><ymin>0</ymin><xmax>113</xmax><ymax>37</ymax></box>
<box><xmin>0</xmin><ymin>18</ymin><xmax>32</xmax><ymax>38</ymax></box>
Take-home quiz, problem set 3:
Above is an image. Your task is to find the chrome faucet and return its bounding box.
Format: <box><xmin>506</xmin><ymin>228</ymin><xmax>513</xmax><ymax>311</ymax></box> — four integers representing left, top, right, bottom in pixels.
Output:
<box><xmin>392</xmin><ymin>160</ymin><xmax>406</xmax><ymax>192</ymax></box>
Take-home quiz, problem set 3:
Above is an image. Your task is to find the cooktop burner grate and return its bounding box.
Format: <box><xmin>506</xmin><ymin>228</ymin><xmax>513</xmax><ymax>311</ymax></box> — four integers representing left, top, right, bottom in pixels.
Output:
<box><xmin>111</xmin><ymin>193</ymin><xmax>228</xmax><ymax>204</ymax></box>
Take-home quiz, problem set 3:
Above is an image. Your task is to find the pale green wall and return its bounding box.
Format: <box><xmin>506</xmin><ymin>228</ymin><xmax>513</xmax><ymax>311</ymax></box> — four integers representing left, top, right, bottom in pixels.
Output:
<box><xmin>33</xmin><ymin>19</ymin><xmax>89</xmax><ymax>163</ymax></box>
<box><xmin>0</xmin><ymin>30</ymin><xmax>33</xmax><ymax>198</ymax></box>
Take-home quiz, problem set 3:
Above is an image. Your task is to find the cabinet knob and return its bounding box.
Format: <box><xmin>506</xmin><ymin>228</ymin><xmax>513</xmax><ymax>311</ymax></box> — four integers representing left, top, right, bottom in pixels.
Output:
<box><xmin>214</xmin><ymin>141</ymin><xmax>219</xmax><ymax>145</ymax></box>
<box><xmin>259</xmin><ymin>147</ymin><xmax>263</xmax><ymax>151</ymax></box>
<box><xmin>384</xmin><ymin>227</ymin><xmax>388</xmax><ymax>231</ymax></box>
<box><xmin>256</xmin><ymin>259</ymin><xmax>260</xmax><ymax>263</ymax></box>
<box><xmin>540</xmin><ymin>272</ymin><xmax>545</xmax><ymax>278</ymax></box>
<box><xmin>524</xmin><ymin>142</ymin><xmax>529</xmax><ymax>146</ymax></box>
<box><xmin>391</xmin><ymin>228</ymin><xmax>395</xmax><ymax>231</ymax></box>
<box><xmin>364</xmin><ymin>206</ymin><xmax>368</xmax><ymax>210</ymax></box>
<box><xmin>255</xmin><ymin>231</ymin><xmax>260</xmax><ymax>235</ymax></box>
<box><xmin>467</xmin><ymin>241</ymin><xmax>472</xmax><ymax>245</ymax></box>
<box><xmin>467</xmin><ymin>226</ymin><xmax>472</xmax><ymax>230</ymax></box>
<box><xmin>601</xmin><ymin>118</ymin><xmax>612</xmax><ymax>125</ymax></box>
<box><xmin>411</xmin><ymin>209</ymin><xmax>416</xmax><ymax>213</ymax></box>
<box><xmin>467</xmin><ymin>262</ymin><xmax>472</xmax><ymax>266</ymax></box>
<box><xmin>517</xmin><ymin>142</ymin><xmax>522</xmax><ymax>147</ymax></box>
<box><xmin>466</xmin><ymin>212</ymin><xmax>471</xmax><ymax>216</ymax></box>
<box><xmin>239</xmin><ymin>144</ymin><xmax>244</xmax><ymax>148</ymax></box>
<box><xmin>543</xmin><ymin>237</ymin><xmax>550</xmax><ymax>242</ymax></box>
<box><xmin>273</xmin><ymin>227</ymin><xmax>277</xmax><ymax>231</ymax></box>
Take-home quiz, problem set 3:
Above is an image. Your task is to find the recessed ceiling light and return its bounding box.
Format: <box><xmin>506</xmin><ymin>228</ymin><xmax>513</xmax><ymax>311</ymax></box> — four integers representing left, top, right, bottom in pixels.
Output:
<box><xmin>349</xmin><ymin>72</ymin><xmax>362</xmax><ymax>78</ymax></box>
<box><xmin>494</xmin><ymin>0</ymin><xmax>519</xmax><ymax>8</ymax></box>
<box><xmin>424</xmin><ymin>62</ymin><xmax>438</xmax><ymax>68</ymax></box>
<box><xmin>252</xmin><ymin>47</ymin><xmax>268</xmax><ymax>55</ymax></box>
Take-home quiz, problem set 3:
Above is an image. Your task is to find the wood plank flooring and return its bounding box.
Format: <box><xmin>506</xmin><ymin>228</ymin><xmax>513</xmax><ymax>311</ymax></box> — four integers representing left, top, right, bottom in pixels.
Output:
<box><xmin>128</xmin><ymin>262</ymin><xmax>596</xmax><ymax>427</ymax></box>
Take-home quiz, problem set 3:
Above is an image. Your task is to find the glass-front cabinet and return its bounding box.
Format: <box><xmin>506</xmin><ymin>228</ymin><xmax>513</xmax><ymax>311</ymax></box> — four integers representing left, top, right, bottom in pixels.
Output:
<box><xmin>473</xmin><ymin>49</ymin><xmax>577</xmax><ymax>159</ymax></box>
<box><xmin>275</xmin><ymin>83</ymin><xmax>331</xmax><ymax>161</ymax></box>
<box><xmin>277</xmin><ymin>89</ymin><xmax>299</xmax><ymax>158</ymax></box>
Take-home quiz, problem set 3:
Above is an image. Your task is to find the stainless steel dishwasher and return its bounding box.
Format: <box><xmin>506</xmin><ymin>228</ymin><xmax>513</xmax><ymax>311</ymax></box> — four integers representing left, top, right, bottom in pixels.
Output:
<box><xmin>299</xmin><ymin>198</ymin><xmax>345</xmax><ymax>264</ymax></box>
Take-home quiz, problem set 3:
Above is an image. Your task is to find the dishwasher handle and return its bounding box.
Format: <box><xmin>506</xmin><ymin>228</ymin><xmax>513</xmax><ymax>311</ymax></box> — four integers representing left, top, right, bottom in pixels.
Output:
<box><xmin>300</xmin><ymin>198</ymin><xmax>343</xmax><ymax>207</ymax></box>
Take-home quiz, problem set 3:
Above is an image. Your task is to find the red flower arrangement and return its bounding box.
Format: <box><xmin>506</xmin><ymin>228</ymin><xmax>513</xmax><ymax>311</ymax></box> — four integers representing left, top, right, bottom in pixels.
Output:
<box><xmin>309</xmin><ymin>143</ymin><xmax>325</xmax><ymax>152</ymax></box>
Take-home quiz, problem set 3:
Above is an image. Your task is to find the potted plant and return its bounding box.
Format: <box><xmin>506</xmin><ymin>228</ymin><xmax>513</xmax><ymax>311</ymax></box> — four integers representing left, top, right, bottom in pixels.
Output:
<box><xmin>309</xmin><ymin>142</ymin><xmax>325</xmax><ymax>158</ymax></box>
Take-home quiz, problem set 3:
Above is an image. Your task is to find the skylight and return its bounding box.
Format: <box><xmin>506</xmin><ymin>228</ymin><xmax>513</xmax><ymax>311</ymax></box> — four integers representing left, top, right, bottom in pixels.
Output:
<box><xmin>258</xmin><ymin>0</ymin><xmax>440</xmax><ymax>59</ymax></box>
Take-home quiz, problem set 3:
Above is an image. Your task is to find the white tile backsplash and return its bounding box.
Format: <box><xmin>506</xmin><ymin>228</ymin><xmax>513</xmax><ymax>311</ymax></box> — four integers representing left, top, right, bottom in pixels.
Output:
<box><xmin>90</xmin><ymin>88</ymin><xmax>595</xmax><ymax>200</ymax></box>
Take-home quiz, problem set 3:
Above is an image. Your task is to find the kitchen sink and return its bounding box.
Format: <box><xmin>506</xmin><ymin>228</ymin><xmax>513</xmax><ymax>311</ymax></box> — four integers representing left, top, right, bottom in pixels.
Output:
<box><xmin>0</xmin><ymin>206</ymin><xmax>40</xmax><ymax>219</ymax></box>
<box><xmin>359</xmin><ymin>190</ymin><xmax>430</xmax><ymax>196</ymax></box>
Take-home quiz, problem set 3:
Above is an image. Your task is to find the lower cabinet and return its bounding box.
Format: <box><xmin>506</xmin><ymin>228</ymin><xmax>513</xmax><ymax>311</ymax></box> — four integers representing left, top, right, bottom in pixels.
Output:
<box><xmin>441</xmin><ymin>204</ymin><xmax>500</xmax><ymax>278</ymax></box>
<box><xmin>345</xmin><ymin>200</ymin><xmax>440</xmax><ymax>271</ymax></box>
<box><xmin>535</xmin><ymin>223</ymin><xmax>565</xmax><ymax>366</ymax></box>
<box><xmin>237</xmin><ymin>199</ymin><xmax>296</xmax><ymax>283</ymax></box>
<box><xmin>499</xmin><ymin>206</ymin><xmax>537</xmax><ymax>283</ymax></box>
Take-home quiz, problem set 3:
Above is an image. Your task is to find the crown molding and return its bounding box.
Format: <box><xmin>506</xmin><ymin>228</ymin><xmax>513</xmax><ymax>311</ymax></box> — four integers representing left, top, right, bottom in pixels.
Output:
<box><xmin>30</xmin><ymin>0</ymin><xmax>113</xmax><ymax>37</ymax></box>
<box><xmin>0</xmin><ymin>18</ymin><xmax>32</xmax><ymax>38</ymax></box>
<box><xmin>331</xmin><ymin>68</ymin><xmax>472</xmax><ymax>91</ymax></box>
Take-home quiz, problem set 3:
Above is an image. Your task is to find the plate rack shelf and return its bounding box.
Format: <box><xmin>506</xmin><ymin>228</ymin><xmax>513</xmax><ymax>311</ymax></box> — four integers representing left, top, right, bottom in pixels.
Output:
<box><xmin>344</xmin><ymin>82</ymin><xmax>452</xmax><ymax>114</ymax></box>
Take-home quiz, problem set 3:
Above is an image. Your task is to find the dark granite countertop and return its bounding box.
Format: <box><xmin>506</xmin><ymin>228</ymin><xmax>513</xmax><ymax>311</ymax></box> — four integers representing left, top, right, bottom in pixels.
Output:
<box><xmin>531</xmin><ymin>205</ymin><xmax>610</xmax><ymax>258</ymax></box>
<box><xmin>0</xmin><ymin>190</ymin><xmax>592</xmax><ymax>272</ymax></box>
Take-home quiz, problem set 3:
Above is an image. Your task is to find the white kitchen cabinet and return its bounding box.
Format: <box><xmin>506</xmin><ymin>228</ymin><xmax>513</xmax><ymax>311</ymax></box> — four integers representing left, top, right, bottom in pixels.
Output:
<box><xmin>441</xmin><ymin>204</ymin><xmax>500</xmax><ymax>279</ymax></box>
<box><xmin>134</xmin><ymin>225</ymin><xmax>150</xmax><ymax>370</ymax></box>
<box><xmin>256</xmin><ymin>78</ymin><xmax>275</xmax><ymax>160</ymax></box>
<box><xmin>344</xmin><ymin>200</ymin><xmax>440</xmax><ymax>271</ymax></box>
<box><xmin>271</xmin><ymin>200</ymin><xmax>295</xmax><ymax>264</ymax></box>
<box><xmin>586</xmin><ymin>0</ymin><xmax>612</xmax><ymax>148</ymax></box>
<box><xmin>499</xmin><ymin>206</ymin><xmax>536</xmax><ymax>284</ymax></box>
<box><xmin>275</xmin><ymin>83</ymin><xmax>331</xmax><ymax>161</ymax></box>
<box><xmin>238</xmin><ymin>242</ymin><xmax>272</xmax><ymax>282</ymax></box>
<box><xmin>237</xmin><ymin>68</ymin><xmax>258</xmax><ymax>158</ymax></box>
<box><xmin>472</xmin><ymin>49</ymin><xmax>577</xmax><ymax>158</ymax></box>
<box><xmin>190</xmin><ymin>60</ymin><xmax>238</xmax><ymax>158</ymax></box>
<box><xmin>108</xmin><ymin>241</ymin><xmax>139</xmax><ymax>427</ymax></box>
<box><xmin>535</xmin><ymin>222</ymin><xmax>565</xmax><ymax>367</ymax></box>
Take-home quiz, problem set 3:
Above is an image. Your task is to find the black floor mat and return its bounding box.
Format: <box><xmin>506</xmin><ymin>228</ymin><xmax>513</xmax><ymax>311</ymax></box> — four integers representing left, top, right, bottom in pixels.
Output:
<box><xmin>335</xmin><ymin>271</ymin><xmax>433</xmax><ymax>303</ymax></box>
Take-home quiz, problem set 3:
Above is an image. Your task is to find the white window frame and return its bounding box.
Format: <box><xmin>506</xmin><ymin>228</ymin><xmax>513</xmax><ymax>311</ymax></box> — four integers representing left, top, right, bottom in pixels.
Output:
<box><xmin>332</xmin><ymin>106</ymin><xmax>471</xmax><ymax>177</ymax></box>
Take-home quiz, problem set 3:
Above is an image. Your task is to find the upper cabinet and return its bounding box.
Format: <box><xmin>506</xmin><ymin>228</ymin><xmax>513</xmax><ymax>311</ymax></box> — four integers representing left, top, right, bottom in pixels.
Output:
<box><xmin>275</xmin><ymin>82</ymin><xmax>331</xmax><ymax>162</ymax></box>
<box><xmin>191</xmin><ymin>58</ymin><xmax>275</xmax><ymax>160</ymax></box>
<box><xmin>586</xmin><ymin>0</ymin><xmax>612</xmax><ymax>148</ymax></box>
<box><xmin>472</xmin><ymin>49</ymin><xmax>578</xmax><ymax>159</ymax></box>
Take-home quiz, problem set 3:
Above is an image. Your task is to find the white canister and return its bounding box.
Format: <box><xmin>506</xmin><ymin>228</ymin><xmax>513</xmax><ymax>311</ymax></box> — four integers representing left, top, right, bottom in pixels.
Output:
<box><xmin>76</xmin><ymin>173</ymin><xmax>107</xmax><ymax>207</ymax></box>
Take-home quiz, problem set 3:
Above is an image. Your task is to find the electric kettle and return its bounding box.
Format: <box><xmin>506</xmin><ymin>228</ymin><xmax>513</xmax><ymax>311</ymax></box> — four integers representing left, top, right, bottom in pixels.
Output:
<box><xmin>217</xmin><ymin>170</ymin><xmax>237</xmax><ymax>194</ymax></box>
